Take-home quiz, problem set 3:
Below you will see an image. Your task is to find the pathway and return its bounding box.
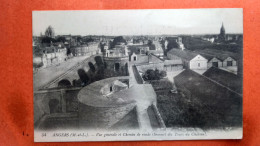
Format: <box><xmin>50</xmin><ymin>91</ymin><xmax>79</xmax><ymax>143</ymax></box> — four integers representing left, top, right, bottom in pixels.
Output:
<box><xmin>128</xmin><ymin>64</ymin><xmax>153</xmax><ymax>130</ymax></box>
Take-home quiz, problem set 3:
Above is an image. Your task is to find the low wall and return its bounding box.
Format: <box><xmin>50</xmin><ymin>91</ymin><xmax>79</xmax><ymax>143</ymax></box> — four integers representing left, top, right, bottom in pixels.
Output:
<box><xmin>34</xmin><ymin>88</ymin><xmax>81</xmax><ymax>125</ymax></box>
<box><xmin>132</xmin><ymin>65</ymin><xmax>144</xmax><ymax>84</ymax></box>
<box><xmin>147</xmin><ymin>103</ymin><xmax>166</xmax><ymax>129</ymax></box>
<box><xmin>136</xmin><ymin>63</ymin><xmax>164</xmax><ymax>72</ymax></box>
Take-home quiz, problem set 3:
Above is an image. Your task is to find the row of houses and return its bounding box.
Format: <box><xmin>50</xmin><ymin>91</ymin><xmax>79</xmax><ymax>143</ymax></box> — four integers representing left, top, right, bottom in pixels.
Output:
<box><xmin>41</xmin><ymin>46</ymin><xmax>67</xmax><ymax>67</ymax></box>
<box><xmin>71</xmin><ymin>42</ymin><xmax>100</xmax><ymax>56</ymax></box>
<box><xmin>167</xmin><ymin>49</ymin><xmax>237</xmax><ymax>72</ymax></box>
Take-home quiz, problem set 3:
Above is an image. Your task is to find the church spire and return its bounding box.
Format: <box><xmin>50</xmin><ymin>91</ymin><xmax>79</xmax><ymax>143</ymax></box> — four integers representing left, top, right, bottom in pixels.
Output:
<box><xmin>219</xmin><ymin>22</ymin><xmax>226</xmax><ymax>42</ymax></box>
<box><xmin>220</xmin><ymin>22</ymin><xmax>225</xmax><ymax>35</ymax></box>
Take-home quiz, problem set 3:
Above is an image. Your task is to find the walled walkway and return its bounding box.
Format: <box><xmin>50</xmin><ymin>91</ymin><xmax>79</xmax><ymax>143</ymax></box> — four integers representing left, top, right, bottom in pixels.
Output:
<box><xmin>128</xmin><ymin>64</ymin><xmax>154</xmax><ymax>130</ymax></box>
<box><xmin>128</xmin><ymin>64</ymin><xmax>138</xmax><ymax>86</ymax></box>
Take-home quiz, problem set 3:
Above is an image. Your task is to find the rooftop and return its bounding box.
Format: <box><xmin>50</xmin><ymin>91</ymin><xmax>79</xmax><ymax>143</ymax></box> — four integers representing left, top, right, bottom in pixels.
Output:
<box><xmin>174</xmin><ymin>69</ymin><xmax>242</xmax><ymax>103</ymax></box>
<box><xmin>167</xmin><ymin>49</ymin><xmax>198</xmax><ymax>61</ymax></box>
<box><xmin>203</xmin><ymin>67</ymin><xmax>242</xmax><ymax>94</ymax></box>
<box><xmin>164</xmin><ymin>59</ymin><xmax>182</xmax><ymax>65</ymax></box>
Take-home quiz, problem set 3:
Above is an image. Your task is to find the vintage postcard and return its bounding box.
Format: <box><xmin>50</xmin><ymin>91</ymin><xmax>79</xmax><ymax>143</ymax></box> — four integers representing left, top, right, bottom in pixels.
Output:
<box><xmin>33</xmin><ymin>9</ymin><xmax>243</xmax><ymax>142</ymax></box>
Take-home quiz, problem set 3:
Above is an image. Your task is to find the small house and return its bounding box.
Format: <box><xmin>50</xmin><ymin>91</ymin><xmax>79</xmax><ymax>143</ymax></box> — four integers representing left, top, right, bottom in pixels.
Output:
<box><xmin>130</xmin><ymin>52</ymin><xmax>138</xmax><ymax>61</ymax></box>
<box><xmin>208</xmin><ymin>57</ymin><xmax>223</xmax><ymax>68</ymax></box>
<box><xmin>223</xmin><ymin>57</ymin><xmax>237</xmax><ymax>67</ymax></box>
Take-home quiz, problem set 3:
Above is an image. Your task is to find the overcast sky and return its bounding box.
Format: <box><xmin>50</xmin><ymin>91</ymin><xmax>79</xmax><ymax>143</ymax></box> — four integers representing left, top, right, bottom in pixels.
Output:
<box><xmin>33</xmin><ymin>9</ymin><xmax>243</xmax><ymax>36</ymax></box>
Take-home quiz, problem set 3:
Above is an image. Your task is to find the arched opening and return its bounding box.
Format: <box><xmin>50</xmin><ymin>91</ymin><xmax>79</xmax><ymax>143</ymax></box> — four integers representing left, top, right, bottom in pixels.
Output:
<box><xmin>58</xmin><ymin>79</ymin><xmax>71</xmax><ymax>87</ymax></box>
<box><xmin>115</xmin><ymin>63</ymin><xmax>120</xmax><ymax>71</ymax></box>
<box><xmin>49</xmin><ymin>99</ymin><xmax>60</xmax><ymax>114</ymax></box>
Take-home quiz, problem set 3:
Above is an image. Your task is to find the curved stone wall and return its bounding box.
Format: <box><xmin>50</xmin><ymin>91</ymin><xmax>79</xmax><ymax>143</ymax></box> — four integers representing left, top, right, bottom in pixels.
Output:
<box><xmin>78</xmin><ymin>102</ymin><xmax>136</xmax><ymax>129</ymax></box>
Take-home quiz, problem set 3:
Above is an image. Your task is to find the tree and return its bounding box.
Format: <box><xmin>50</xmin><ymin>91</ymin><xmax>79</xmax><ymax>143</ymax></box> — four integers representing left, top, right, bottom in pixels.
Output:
<box><xmin>142</xmin><ymin>69</ymin><xmax>167</xmax><ymax>81</ymax></box>
<box><xmin>56</xmin><ymin>36</ymin><xmax>66</xmax><ymax>43</ymax></box>
<box><xmin>41</xmin><ymin>36</ymin><xmax>56</xmax><ymax>45</ymax></box>
<box><xmin>77</xmin><ymin>69</ymin><xmax>89</xmax><ymax>86</ymax></box>
<box><xmin>88</xmin><ymin>62</ymin><xmax>96</xmax><ymax>72</ymax></box>
<box><xmin>94</xmin><ymin>56</ymin><xmax>104</xmax><ymax>67</ymax></box>
<box><xmin>111</xmin><ymin>36</ymin><xmax>127</xmax><ymax>48</ymax></box>
<box><xmin>147</xmin><ymin>40</ymin><xmax>153</xmax><ymax>46</ymax></box>
<box><xmin>154</xmin><ymin>69</ymin><xmax>160</xmax><ymax>80</ymax></box>
<box><xmin>45</xmin><ymin>25</ymin><xmax>55</xmax><ymax>38</ymax></box>
<box><xmin>95</xmin><ymin>68</ymin><xmax>105</xmax><ymax>81</ymax></box>
<box><xmin>160</xmin><ymin>70</ymin><xmax>167</xmax><ymax>78</ymax></box>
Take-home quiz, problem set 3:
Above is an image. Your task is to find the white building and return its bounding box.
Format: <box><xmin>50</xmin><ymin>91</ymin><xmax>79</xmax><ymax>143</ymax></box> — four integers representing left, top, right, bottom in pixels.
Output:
<box><xmin>130</xmin><ymin>52</ymin><xmax>138</xmax><ymax>61</ymax></box>
<box><xmin>189</xmin><ymin>55</ymin><xmax>208</xmax><ymax>70</ymax></box>
<box><xmin>167</xmin><ymin>49</ymin><xmax>207</xmax><ymax>70</ymax></box>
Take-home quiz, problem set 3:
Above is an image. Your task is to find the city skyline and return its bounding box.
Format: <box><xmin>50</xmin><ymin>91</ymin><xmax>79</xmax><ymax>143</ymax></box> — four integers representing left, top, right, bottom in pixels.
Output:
<box><xmin>33</xmin><ymin>9</ymin><xmax>243</xmax><ymax>36</ymax></box>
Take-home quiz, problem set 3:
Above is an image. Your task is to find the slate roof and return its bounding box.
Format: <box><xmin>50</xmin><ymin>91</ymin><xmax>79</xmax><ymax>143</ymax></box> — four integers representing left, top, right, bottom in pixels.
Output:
<box><xmin>148</xmin><ymin>54</ymin><xmax>164</xmax><ymax>63</ymax></box>
<box><xmin>203</xmin><ymin>67</ymin><xmax>242</xmax><ymax>94</ymax></box>
<box><xmin>164</xmin><ymin>59</ymin><xmax>182</xmax><ymax>65</ymax></box>
<box><xmin>174</xmin><ymin>69</ymin><xmax>242</xmax><ymax>127</ymax></box>
<box><xmin>174</xmin><ymin>69</ymin><xmax>242</xmax><ymax>105</ymax></box>
<box><xmin>167</xmin><ymin>49</ymin><xmax>198</xmax><ymax>61</ymax></box>
<box><xmin>147</xmin><ymin>50</ymin><xmax>164</xmax><ymax>55</ymax></box>
<box><xmin>167</xmin><ymin>48</ymin><xmax>237</xmax><ymax>62</ymax></box>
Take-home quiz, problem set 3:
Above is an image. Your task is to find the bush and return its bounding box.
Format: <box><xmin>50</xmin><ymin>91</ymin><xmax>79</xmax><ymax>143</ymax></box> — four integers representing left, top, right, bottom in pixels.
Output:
<box><xmin>33</xmin><ymin>62</ymin><xmax>43</xmax><ymax>68</ymax></box>
<box><xmin>142</xmin><ymin>69</ymin><xmax>167</xmax><ymax>81</ymax></box>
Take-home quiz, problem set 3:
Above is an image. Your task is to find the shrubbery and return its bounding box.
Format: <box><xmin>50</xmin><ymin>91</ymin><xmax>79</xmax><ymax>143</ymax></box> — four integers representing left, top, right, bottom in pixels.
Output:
<box><xmin>142</xmin><ymin>69</ymin><xmax>167</xmax><ymax>81</ymax></box>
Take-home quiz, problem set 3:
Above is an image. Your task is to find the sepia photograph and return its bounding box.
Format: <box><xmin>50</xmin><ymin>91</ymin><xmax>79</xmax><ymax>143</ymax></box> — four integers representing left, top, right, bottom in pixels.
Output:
<box><xmin>32</xmin><ymin>9</ymin><xmax>243</xmax><ymax>142</ymax></box>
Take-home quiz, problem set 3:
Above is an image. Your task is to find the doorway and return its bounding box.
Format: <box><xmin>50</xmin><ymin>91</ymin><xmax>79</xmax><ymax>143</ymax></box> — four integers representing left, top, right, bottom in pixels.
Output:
<box><xmin>115</xmin><ymin>63</ymin><xmax>120</xmax><ymax>71</ymax></box>
<box><xmin>212</xmin><ymin>62</ymin><xmax>218</xmax><ymax>67</ymax></box>
<box><xmin>227</xmin><ymin>61</ymin><xmax>233</xmax><ymax>66</ymax></box>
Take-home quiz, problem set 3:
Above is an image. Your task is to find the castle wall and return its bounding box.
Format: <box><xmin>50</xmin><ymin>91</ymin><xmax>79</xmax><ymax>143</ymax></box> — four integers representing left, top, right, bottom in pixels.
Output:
<box><xmin>78</xmin><ymin>102</ymin><xmax>136</xmax><ymax>129</ymax></box>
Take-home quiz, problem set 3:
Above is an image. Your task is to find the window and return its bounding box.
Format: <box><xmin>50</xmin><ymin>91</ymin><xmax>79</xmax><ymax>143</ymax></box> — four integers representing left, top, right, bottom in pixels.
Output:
<box><xmin>198</xmin><ymin>63</ymin><xmax>200</xmax><ymax>67</ymax></box>
<box><xmin>134</xmin><ymin>56</ymin><xmax>137</xmax><ymax>61</ymax></box>
<box><xmin>227</xmin><ymin>61</ymin><xmax>233</xmax><ymax>66</ymax></box>
<box><xmin>110</xmin><ymin>86</ymin><xmax>113</xmax><ymax>92</ymax></box>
